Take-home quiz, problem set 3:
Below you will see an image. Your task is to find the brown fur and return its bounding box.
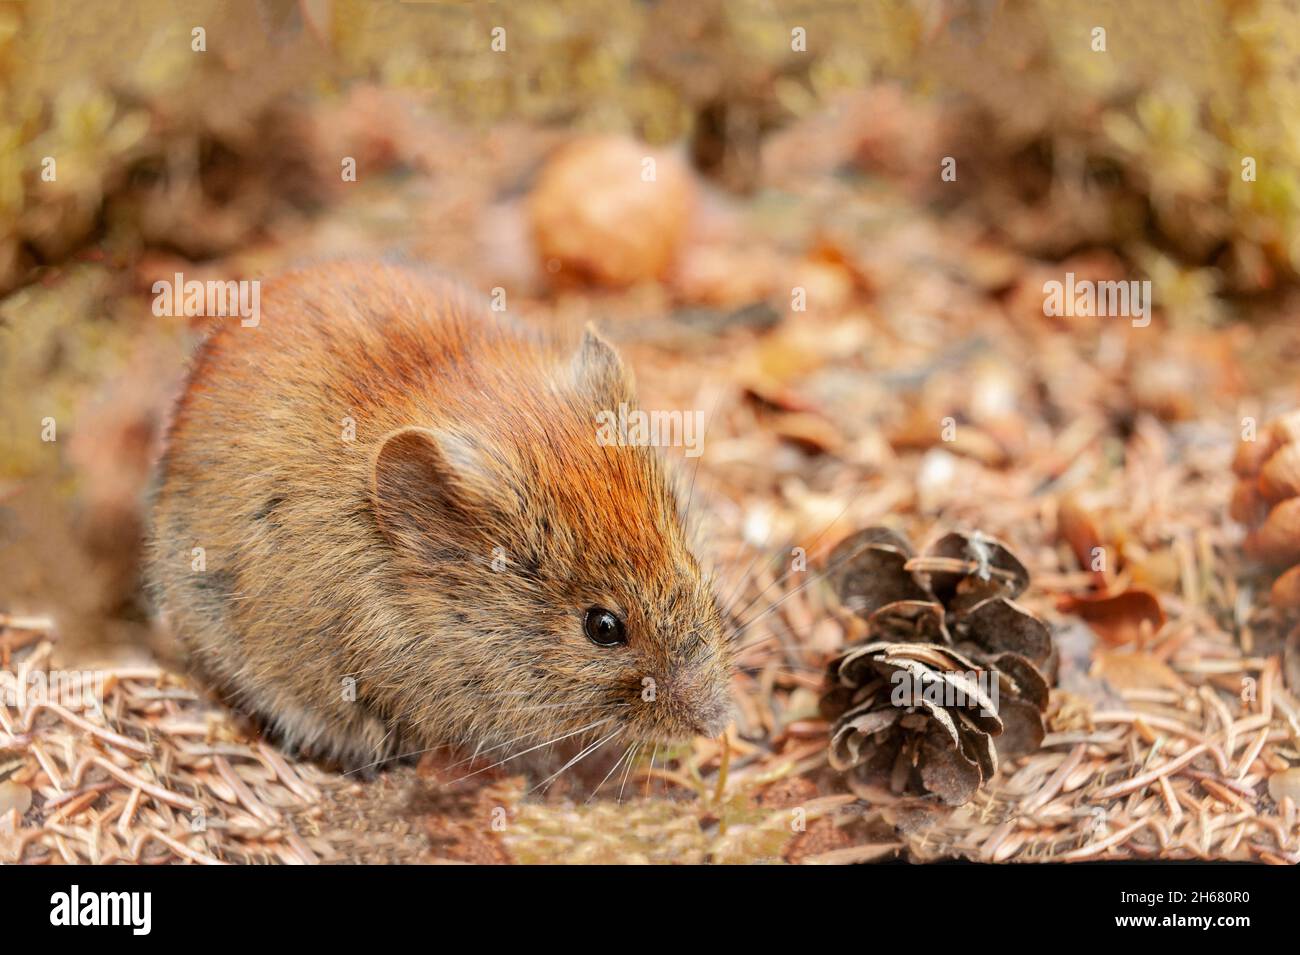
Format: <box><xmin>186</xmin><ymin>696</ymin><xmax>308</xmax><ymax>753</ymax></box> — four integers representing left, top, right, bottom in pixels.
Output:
<box><xmin>146</xmin><ymin>261</ymin><xmax>732</xmax><ymax>771</ymax></box>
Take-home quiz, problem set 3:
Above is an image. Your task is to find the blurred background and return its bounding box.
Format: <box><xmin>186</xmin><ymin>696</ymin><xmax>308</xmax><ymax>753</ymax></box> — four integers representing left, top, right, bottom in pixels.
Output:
<box><xmin>2</xmin><ymin>0</ymin><xmax>1299</xmax><ymax>658</ymax></box>
<box><xmin>6</xmin><ymin>0</ymin><xmax>1300</xmax><ymax>865</ymax></box>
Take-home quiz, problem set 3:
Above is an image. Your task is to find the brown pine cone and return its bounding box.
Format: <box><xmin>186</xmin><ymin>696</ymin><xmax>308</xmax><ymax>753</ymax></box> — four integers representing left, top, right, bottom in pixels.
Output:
<box><xmin>1233</xmin><ymin>411</ymin><xmax>1300</xmax><ymax>601</ymax></box>
<box><xmin>822</xmin><ymin>528</ymin><xmax>1053</xmax><ymax>806</ymax></box>
<box><xmin>1232</xmin><ymin>410</ymin><xmax>1300</xmax><ymax>688</ymax></box>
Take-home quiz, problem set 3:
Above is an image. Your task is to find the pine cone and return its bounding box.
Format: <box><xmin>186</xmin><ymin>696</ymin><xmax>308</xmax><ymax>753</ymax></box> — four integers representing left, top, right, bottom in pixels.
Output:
<box><xmin>1233</xmin><ymin>411</ymin><xmax>1300</xmax><ymax>600</ymax></box>
<box><xmin>822</xmin><ymin>528</ymin><xmax>1053</xmax><ymax>806</ymax></box>
<box><xmin>1231</xmin><ymin>410</ymin><xmax>1300</xmax><ymax>689</ymax></box>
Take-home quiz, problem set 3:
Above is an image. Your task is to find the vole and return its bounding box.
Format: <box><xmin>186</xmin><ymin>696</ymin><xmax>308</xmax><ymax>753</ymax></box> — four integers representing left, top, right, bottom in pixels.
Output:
<box><xmin>146</xmin><ymin>261</ymin><xmax>733</xmax><ymax>774</ymax></box>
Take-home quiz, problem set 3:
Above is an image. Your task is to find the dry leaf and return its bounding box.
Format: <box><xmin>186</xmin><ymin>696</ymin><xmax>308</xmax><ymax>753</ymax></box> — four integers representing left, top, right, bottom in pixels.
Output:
<box><xmin>1056</xmin><ymin>588</ymin><xmax>1165</xmax><ymax>646</ymax></box>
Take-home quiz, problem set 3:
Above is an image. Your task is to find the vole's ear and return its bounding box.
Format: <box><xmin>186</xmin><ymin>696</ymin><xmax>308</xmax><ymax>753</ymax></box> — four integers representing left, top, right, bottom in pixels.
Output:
<box><xmin>573</xmin><ymin>325</ymin><xmax>635</xmax><ymax>407</ymax></box>
<box><xmin>372</xmin><ymin>426</ymin><xmax>488</xmax><ymax>551</ymax></box>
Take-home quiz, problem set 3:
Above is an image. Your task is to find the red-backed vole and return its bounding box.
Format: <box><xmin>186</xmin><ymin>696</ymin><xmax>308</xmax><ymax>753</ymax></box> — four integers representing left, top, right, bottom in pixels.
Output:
<box><xmin>146</xmin><ymin>261</ymin><xmax>733</xmax><ymax>773</ymax></box>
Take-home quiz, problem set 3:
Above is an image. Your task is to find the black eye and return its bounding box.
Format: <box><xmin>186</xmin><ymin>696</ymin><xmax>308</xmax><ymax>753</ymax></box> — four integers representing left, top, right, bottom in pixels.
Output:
<box><xmin>584</xmin><ymin>607</ymin><xmax>626</xmax><ymax>647</ymax></box>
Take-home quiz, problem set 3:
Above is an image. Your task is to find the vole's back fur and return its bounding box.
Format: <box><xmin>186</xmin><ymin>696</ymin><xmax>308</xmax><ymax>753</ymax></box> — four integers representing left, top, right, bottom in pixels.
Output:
<box><xmin>147</xmin><ymin>261</ymin><xmax>731</xmax><ymax>771</ymax></box>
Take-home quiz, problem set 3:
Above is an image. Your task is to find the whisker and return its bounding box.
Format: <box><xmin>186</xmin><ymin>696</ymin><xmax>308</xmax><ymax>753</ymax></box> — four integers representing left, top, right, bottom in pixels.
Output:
<box><xmin>343</xmin><ymin>744</ymin><xmax>444</xmax><ymax>778</ymax></box>
<box><xmin>443</xmin><ymin>719</ymin><xmax>565</xmax><ymax>768</ymax></box>
<box><xmin>447</xmin><ymin>717</ymin><xmax>614</xmax><ymax>786</ymax></box>
<box><xmin>719</xmin><ymin>513</ymin><xmax>782</xmax><ymax>619</ymax></box>
<box><xmin>531</xmin><ymin>726</ymin><xmax>623</xmax><ymax>796</ymax></box>
<box><xmin>733</xmin><ymin>614</ymin><xmax>822</xmax><ymax>670</ymax></box>
<box><xmin>618</xmin><ymin>741</ymin><xmax>642</xmax><ymax>804</ymax></box>
<box><xmin>341</xmin><ymin>706</ymin><xmax>594</xmax><ymax>778</ymax></box>
<box><xmin>730</xmin><ymin>535</ymin><xmax>881</xmax><ymax>651</ymax></box>
<box><xmin>682</xmin><ymin>388</ymin><xmax>722</xmax><ymax>526</ymax></box>
<box><xmin>644</xmin><ymin>743</ymin><xmax>659</xmax><ymax>798</ymax></box>
<box><xmin>723</xmin><ymin>471</ymin><xmax>879</xmax><ymax>628</ymax></box>
<box><xmin>445</xmin><ymin>703</ymin><xmax>629</xmax><ymax>771</ymax></box>
<box><xmin>588</xmin><ymin>740</ymin><xmax>637</xmax><ymax>804</ymax></box>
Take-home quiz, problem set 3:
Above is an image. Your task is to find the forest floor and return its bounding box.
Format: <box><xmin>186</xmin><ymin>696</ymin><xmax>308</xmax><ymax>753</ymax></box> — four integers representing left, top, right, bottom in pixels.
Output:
<box><xmin>3</xmin><ymin>89</ymin><xmax>1300</xmax><ymax>863</ymax></box>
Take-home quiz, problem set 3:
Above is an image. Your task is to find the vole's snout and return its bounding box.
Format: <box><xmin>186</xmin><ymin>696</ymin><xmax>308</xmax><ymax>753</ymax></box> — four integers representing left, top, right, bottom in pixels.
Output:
<box><xmin>655</xmin><ymin>665</ymin><xmax>733</xmax><ymax>740</ymax></box>
<box><xmin>690</xmin><ymin>699</ymin><xmax>732</xmax><ymax>739</ymax></box>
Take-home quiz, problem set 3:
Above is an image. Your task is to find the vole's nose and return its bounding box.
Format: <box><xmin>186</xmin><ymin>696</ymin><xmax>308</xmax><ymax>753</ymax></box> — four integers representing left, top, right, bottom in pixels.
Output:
<box><xmin>688</xmin><ymin>688</ymin><xmax>733</xmax><ymax>738</ymax></box>
<box><xmin>693</xmin><ymin>709</ymin><xmax>731</xmax><ymax>739</ymax></box>
<box><xmin>659</xmin><ymin>662</ymin><xmax>733</xmax><ymax>738</ymax></box>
